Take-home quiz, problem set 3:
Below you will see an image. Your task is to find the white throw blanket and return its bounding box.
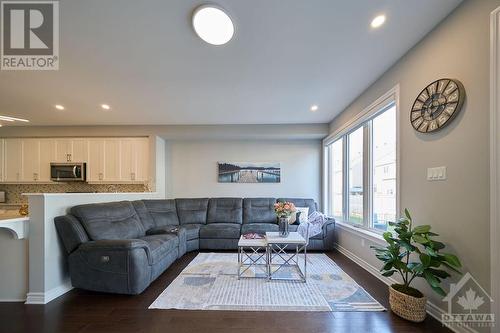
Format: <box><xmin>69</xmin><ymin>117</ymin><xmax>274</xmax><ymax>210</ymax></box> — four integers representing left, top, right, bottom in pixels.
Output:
<box><xmin>297</xmin><ymin>211</ymin><xmax>329</xmax><ymax>243</ymax></box>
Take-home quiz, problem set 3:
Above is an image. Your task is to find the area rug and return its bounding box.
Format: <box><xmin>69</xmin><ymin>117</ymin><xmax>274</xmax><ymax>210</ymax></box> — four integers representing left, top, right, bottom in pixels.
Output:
<box><xmin>149</xmin><ymin>253</ymin><xmax>385</xmax><ymax>312</ymax></box>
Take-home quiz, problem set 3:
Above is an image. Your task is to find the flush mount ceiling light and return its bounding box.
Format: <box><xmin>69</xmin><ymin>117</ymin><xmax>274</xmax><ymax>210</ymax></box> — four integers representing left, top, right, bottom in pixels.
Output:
<box><xmin>310</xmin><ymin>105</ymin><xmax>319</xmax><ymax>112</ymax></box>
<box><xmin>371</xmin><ymin>14</ymin><xmax>386</xmax><ymax>28</ymax></box>
<box><xmin>101</xmin><ymin>104</ymin><xmax>111</xmax><ymax>110</ymax></box>
<box><xmin>192</xmin><ymin>5</ymin><xmax>234</xmax><ymax>45</ymax></box>
<box><xmin>55</xmin><ymin>104</ymin><xmax>65</xmax><ymax>110</ymax></box>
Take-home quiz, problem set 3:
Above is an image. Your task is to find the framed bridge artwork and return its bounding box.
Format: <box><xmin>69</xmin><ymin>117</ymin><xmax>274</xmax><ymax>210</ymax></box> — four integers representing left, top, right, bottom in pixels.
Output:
<box><xmin>218</xmin><ymin>162</ymin><xmax>281</xmax><ymax>183</ymax></box>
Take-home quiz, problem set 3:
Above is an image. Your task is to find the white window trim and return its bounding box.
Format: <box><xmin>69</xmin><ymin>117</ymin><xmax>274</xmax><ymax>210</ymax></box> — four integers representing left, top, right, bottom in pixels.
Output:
<box><xmin>323</xmin><ymin>85</ymin><xmax>400</xmax><ymax>236</ymax></box>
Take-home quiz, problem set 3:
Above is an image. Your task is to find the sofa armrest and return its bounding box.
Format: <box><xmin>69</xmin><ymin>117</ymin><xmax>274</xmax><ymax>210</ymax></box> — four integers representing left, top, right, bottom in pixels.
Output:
<box><xmin>55</xmin><ymin>215</ymin><xmax>90</xmax><ymax>254</ymax></box>
<box><xmin>325</xmin><ymin>217</ymin><xmax>335</xmax><ymax>228</ymax></box>
<box><xmin>79</xmin><ymin>239</ymin><xmax>152</xmax><ymax>263</ymax></box>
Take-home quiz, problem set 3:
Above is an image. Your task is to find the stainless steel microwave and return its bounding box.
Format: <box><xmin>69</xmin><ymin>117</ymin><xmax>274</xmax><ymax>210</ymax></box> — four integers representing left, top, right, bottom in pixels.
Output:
<box><xmin>50</xmin><ymin>163</ymin><xmax>86</xmax><ymax>182</ymax></box>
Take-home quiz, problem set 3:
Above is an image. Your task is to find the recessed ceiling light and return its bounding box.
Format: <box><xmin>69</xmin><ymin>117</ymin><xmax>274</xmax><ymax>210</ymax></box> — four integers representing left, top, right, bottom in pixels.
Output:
<box><xmin>101</xmin><ymin>104</ymin><xmax>111</xmax><ymax>110</ymax></box>
<box><xmin>55</xmin><ymin>104</ymin><xmax>65</xmax><ymax>110</ymax></box>
<box><xmin>192</xmin><ymin>5</ymin><xmax>234</xmax><ymax>45</ymax></box>
<box><xmin>310</xmin><ymin>105</ymin><xmax>319</xmax><ymax>112</ymax></box>
<box><xmin>371</xmin><ymin>15</ymin><xmax>386</xmax><ymax>28</ymax></box>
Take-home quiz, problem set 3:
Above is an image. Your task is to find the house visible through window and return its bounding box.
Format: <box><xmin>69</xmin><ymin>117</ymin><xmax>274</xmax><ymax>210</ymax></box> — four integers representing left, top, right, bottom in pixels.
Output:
<box><xmin>324</xmin><ymin>88</ymin><xmax>398</xmax><ymax>233</ymax></box>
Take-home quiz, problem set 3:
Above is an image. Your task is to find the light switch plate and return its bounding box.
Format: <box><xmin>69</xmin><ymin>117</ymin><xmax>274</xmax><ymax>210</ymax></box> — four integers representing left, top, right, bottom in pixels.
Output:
<box><xmin>427</xmin><ymin>166</ymin><xmax>447</xmax><ymax>181</ymax></box>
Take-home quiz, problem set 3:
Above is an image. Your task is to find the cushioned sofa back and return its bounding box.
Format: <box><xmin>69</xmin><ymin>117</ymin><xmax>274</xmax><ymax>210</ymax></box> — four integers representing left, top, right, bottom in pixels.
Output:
<box><xmin>277</xmin><ymin>198</ymin><xmax>317</xmax><ymax>215</ymax></box>
<box><xmin>243</xmin><ymin>198</ymin><xmax>276</xmax><ymax>224</ymax></box>
<box><xmin>207</xmin><ymin>198</ymin><xmax>243</xmax><ymax>224</ymax></box>
<box><xmin>131</xmin><ymin>200</ymin><xmax>155</xmax><ymax>230</ymax></box>
<box><xmin>175</xmin><ymin>198</ymin><xmax>209</xmax><ymax>225</ymax></box>
<box><xmin>71</xmin><ymin>201</ymin><xmax>145</xmax><ymax>240</ymax></box>
<box><xmin>141</xmin><ymin>199</ymin><xmax>180</xmax><ymax>227</ymax></box>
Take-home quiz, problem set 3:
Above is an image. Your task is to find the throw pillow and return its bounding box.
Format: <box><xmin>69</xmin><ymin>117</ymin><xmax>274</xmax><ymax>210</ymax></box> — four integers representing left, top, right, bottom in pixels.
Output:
<box><xmin>296</xmin><ymin>207</ymin><xmax>309</xmax><ymax>223</ymax></box>
<box><xmin>290</xmin><ymin>211</ymin><xmax>301</xmax><ymax>225</ymax></box>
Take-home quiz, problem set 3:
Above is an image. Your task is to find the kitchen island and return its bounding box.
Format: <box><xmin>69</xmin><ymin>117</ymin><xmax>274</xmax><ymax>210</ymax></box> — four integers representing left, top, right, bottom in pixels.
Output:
<box><xmin>0</xmin><ymin>208</ymin><xmax>29</xmax><ymax>302</ymax></box>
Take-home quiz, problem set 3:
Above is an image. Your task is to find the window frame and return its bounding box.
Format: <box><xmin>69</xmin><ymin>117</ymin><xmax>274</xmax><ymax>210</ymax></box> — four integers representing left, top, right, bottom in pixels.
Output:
<box><xmin>323</xmin><ymin>85</ymin><xmax>400</xmax><ymax>234</ymax></box>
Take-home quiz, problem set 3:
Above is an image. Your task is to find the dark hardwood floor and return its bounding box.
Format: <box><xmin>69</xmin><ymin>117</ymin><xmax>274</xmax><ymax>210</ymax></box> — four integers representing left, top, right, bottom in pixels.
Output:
<box><xmin>0</xmin><ymin>250</ymin><xmax>451</xmax><ymax>333</ymax></box>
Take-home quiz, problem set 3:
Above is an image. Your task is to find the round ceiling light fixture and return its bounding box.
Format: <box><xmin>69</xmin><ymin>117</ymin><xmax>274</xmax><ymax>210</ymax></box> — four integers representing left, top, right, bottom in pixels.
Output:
<box><xmin>371</xmin><ymin>14</ymin><xmax>386</xmax><ymax>28</ymax></box>
<box><xmin>192</xmin><ymin>5</ymin><xmax>234</xmax><ymax>45</ymax></box>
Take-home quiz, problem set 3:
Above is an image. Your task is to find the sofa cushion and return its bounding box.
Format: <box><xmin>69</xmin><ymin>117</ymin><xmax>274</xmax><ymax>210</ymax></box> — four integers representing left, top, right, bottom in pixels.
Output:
<box><xmin>241</xmin><ymin>223</ymin><xmax>278</xmax><ymax>235</ymax></box>
<box><xmin>243</xmin><ymin>198</ymin><xmax>276</xmax><ymax>224</ymax></box>
<box><xmin>131</xmin><ymin>200</ymin><xmax>155</xmax><ymax>231</ymax></box>
<box><xmin>71</xmin><ymin>201</ymin><xmax>145</xmax><ymax>241</ymax></box>
<box><xmin>277</xmin><ymin>198</ymin><xmax>317</xmax><ymax>215</ymax></box>
<box><xmin>200</xmin><ymin>223</ymin><xmax>241</xmax><ymax>239</ymax></box>
<box><xmin>179</xmin><ymin>224</ymin><xmax>202</xmax><ymax>241</ymax></box>
<box><xmin>207</xmin><ymin>198</ymin><xmax>243</xmax><ymax>224</ymax></box>
<box><xmin>176</xmin><ymin>198</ymin><xmax>209</xmax><ymax>225</ymax></box>
<box><xmin>140</xmin><ymin>234</ymin><xmax>179</xmax><ymax>264</ymax></box>
<box><xmin>142</xmin><ymin>199</ymin><xmax>179</xmax><ymax>226</ymax></box>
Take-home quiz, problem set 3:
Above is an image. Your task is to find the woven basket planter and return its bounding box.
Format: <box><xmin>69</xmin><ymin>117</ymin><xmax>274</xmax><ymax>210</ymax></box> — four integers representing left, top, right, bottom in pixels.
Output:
<box><xmin>389</xmin><ymin>285</ymin><xmax>427</xmax><ymax>322</ymax></box>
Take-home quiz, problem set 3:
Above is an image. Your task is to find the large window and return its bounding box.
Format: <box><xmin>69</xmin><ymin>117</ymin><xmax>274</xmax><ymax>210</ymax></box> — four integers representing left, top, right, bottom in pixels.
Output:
<box><xmin>372</xmin><ymin>106</ymin><xmax>396</xmax><ymax>231</ymax></box>
<box><xmin>330</xmin><ymin>138</ymin><xmax>343</xmax><ymax>220</ymax></box>
<box><xmin>325</xmin><ymin>88</ymin><xmax>398</xmax><ymax>233</ymax></box>
<box><xmin>348</xmin><ymin>127</ymin><xmax>364</xmax><ymax>225</ymax></box>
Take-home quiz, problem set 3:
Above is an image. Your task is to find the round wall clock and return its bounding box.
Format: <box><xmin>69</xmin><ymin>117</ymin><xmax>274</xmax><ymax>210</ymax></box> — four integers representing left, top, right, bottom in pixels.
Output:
<box><xmin>410</xmin><ymin>78</ymin><xmax>465</xmax><ymax>133</ymax></box>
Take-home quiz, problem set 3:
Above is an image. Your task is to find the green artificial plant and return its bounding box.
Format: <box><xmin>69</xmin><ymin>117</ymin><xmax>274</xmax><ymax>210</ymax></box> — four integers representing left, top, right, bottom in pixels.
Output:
<box><xmin>371</xmin><ymin>209</ymin><xmax>462</xmax><ymax>297</ymax></box>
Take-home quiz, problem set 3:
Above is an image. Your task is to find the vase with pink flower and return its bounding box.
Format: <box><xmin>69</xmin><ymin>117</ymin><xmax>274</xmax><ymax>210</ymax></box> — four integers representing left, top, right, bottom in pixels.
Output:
<box><xmin>274</xmin><ymin>201</ymin><xmax>296</xmax><ymax>237</ymax></box>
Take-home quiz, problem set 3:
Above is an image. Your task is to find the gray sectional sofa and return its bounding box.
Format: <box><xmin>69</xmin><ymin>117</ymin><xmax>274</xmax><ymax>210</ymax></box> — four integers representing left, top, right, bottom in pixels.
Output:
<box><xmin>55</xmin><ymin>197</ymin><xmax>335</xmax><ymax>295</ymax></box>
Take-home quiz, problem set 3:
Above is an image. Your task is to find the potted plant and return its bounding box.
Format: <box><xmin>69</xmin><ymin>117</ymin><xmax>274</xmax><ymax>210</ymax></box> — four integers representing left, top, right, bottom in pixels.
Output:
<box><xmin>371</xmin><ymin>209</ymin><xmax>461</xmax><ymax>322</ymax></box>
<box><xmin>274</xmin><ymin>201</ymin><xmax>296</xmax><ymax>237</ymax></box>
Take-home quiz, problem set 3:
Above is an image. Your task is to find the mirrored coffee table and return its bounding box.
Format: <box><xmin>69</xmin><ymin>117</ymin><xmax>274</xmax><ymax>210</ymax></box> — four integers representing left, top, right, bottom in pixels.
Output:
<box><xmin>266</xmin><ymin>232</ymin><xmax>307</xmax><ymax>282</ymax></box>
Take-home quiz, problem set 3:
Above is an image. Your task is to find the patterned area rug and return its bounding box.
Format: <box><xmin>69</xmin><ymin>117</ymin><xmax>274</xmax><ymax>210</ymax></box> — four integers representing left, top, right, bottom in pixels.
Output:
<box><xmin>149</xmin><ymin>253</ymin><xmax>385</xmax><ymax>312</ymax></box>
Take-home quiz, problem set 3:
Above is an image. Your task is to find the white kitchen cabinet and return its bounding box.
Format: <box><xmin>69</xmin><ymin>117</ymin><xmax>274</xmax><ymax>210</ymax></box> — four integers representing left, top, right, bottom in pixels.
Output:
<box><xmin>71</xmin><ymin>139</ymin><xmax>88</xmax><ymax>163</ymax></box>
<box><xmin>104</xmin><ymin>139</ymin><xmax>121</xmax><ymax>181</ymax></box>
<box><xmin>55</xmin><ymin>139</ymin><xmax>88</xmax><ymax>163</ymax></box>
<box><xmin>135</xmin><ymin>138</ymin><xmax>149</xmax><ymax>182</ymax></box>
<box><xmin>1</xmin><ymin>137</ymin><xmax>150</xmax><ymax>184</ymax></box>
<box><xmin>120</xmin><ymin>138</ymin><xmax>149</xmax><ymax>182</ymax></box>
<box><xmin>4</xmin><ymin>139</ymin><xmax>22</xmax><ymax>182</ymax></box>
<box><xmin>87</xmin><ymin>139</ymin><xmax>105</xmax><ymax>182</ymax></box>
<box><xmin>54</xmin><ymin>139</ymin><xmax>72</xmax><ymax>163</ymax></box>
<box><xmin>38</xmin><ymin>139</ymin><xmax>56</xmax><ymax>181</ymax></box>
<box><xmin>21</xmin><ymin>139</ymin><xmax>40</xmax><ymax>181</ymax></box>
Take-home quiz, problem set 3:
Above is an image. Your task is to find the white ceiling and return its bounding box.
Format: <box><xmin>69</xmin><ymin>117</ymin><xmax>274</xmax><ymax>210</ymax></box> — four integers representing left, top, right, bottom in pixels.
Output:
<box><xmin>0</xmin><ymin>0</ymin><xmax>462</xmax><ymax>126</ymax></box>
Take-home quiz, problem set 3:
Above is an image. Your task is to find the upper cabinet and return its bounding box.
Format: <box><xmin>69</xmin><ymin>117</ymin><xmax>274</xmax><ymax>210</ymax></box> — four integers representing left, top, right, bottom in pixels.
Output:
<box><xmin>0</xmin><ymin>137</ymin><xmax>150</xmax><ymax>184</ymax></box>
<box><xmin>4</xmin><ymin>139</ymin><xmax>22</xmax><ymax>182</ymax></box>
<box><xmin>55</xmin><ymin>139</ymin><xmax>88</xmax><ymax>163</ymax></box>
<box><xmin>38</xmin><ymin>139</ymin><xmax>56</xmax><ymax>181</ymax></box>
<box><xmin>87</xmin><ymin>138</ymin><xmax>121</xmax><ymax>182</ymax></box>
<box><xmin>120</xmin><ymin>138</ymin><xmax>149</xmax><ymax>182</ymax></box>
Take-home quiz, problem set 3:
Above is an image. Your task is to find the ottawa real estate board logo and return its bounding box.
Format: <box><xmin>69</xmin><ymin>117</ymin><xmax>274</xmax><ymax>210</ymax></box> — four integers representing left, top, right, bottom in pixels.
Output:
<box><xmin>1</xmin><ymin>1</ymin><xmax>59</xmax><ymax>70</ymax></box>
<box><xmin>442</xmin><ymin>272</ymin><xmax>495</xmax><ymax>330</ymax></box>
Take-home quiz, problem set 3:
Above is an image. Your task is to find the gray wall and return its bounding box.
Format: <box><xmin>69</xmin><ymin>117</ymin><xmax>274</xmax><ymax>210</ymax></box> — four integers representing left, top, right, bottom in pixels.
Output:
<box><xmin>165</xmin><ymin>140</ymin><xmax>322</xmax><ymax>203</ymax></box>
<box><xmin>329</xmin><ymin>0</ymin><xmax>497</xmax><ymax>311</ymax></box>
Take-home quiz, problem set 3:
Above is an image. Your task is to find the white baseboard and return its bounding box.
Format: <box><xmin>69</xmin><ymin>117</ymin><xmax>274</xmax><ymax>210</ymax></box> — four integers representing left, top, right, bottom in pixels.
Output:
<box><xmin>0</xmin><ymin>298</ymin><xmax>26</xmax><ymax>302</ymax></box>
<box><xmin>25</xmin><ymin>283</ymin><xmax>73</xmax><ymax>305</ymax></box>
<box><xmin>334</xmin><ymin>243</ymin><xmax>478</xmax><ymax>333</ymax></box>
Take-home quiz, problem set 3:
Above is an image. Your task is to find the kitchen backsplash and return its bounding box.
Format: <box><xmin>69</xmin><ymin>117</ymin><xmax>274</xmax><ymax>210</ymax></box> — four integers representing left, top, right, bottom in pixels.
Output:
<box><xmin>0</xmin><ymin>183</ymin><xmax>148</xmax><ymax>204</ymax></box>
